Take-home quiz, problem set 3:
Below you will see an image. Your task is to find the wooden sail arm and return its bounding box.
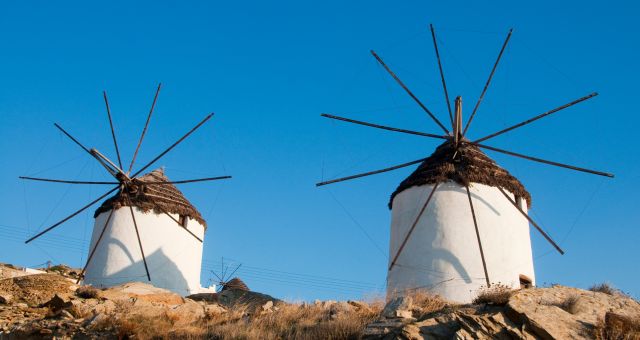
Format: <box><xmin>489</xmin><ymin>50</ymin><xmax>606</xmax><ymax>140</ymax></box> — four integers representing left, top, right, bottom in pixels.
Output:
<box><xmin>103</xmin><ymin>91</ymin><xmax>124</xmax><ymax>169</ymax></box>
<box><xmin>132</xmin><ymin>113</ymin><xmax>214</xmax><ymax>178</ymax></box>
<box><xmin>496</xmin><ymin>187</ymin><xmax>565</xmax><ymax>255</ymax></box>
<box><xmin>370</xmin><ymin>50</ymin><xmax>450</xmax><ymax>134</ymax></box>
<box><xmin>321</xmin><ymin>114</ymin><xmax>449</xmax><ymax>140</ymax></box>
<box><xmin>462</xmin><ymin>29</ymin><xmax>513</xmax><ymax>136</ymax></box>
<box><xmin>76</xmin><ymin>209</ymin><xmax>116</xmax><ymax>284</ymax></box>
<box><xmin>316</xmin><ymin>157</ymin><xmax>427</xmax><ymax>187</ymax></box>
<box><xmin>388</xmin><ymin>182</ymin><xmax>440</xmax><ymax>271</ymax></box>
<box><xmin>129</xmin><ymin>83</ymin><xmax>162</xmax><ymax>173</ymax></box>
<box><xmin>25</xmin><ymin>185</ymin><xmax>120</xmax><ymax>244</ymax></box>
<box><xmin>429</xmin><ymin>24</ymin><xmax>454</xmax><ymax>127</ymax></box>
<box><xmin>465</xmin><ymin>185</ymin><xmax>491</xmax><ymax>287</ymax></box>
<box><xmin>19</xmin><ymin>176</ymin><xmax>118</xmax><ymax>185</ymax></box>
<box><xmin>466</xmin><ymin>141</ymin><xmax>614</xmax><ymax>178</ymax></box>
<box><xmin>473</xmin><ymin>92</ymin><xmax>598</xmax><ymax>143</ymax></box>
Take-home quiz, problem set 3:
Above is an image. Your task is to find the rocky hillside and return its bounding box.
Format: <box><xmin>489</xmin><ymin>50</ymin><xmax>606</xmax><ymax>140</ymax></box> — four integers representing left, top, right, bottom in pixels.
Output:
<box><xmin>0</xmin><ymin>263</ymin><xmax>638</xmax><ymax>339</ymax></box>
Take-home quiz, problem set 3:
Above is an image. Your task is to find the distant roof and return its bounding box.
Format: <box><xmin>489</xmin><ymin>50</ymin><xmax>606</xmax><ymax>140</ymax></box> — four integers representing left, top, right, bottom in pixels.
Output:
<box><xmin>222</xmin><ymin>278</ymin><xmax>249</xmax><ymax>291</ymax></box>
<box><xmin>389</xmin><ymin>140</ymin><xmax>531</xmax><ymax>209</ymax></box>
<box><xmin>94</xmin><ymin>168</ymin><xmax>206</xmax><ymax>227</ymax></box>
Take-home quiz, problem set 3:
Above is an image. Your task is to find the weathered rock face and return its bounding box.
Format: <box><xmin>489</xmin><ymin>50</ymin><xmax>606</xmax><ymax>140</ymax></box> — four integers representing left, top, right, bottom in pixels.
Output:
<box><xmin>363</xmin><ymin>285</ymin><xmax>640</xmax><ymax>340</ymax></box>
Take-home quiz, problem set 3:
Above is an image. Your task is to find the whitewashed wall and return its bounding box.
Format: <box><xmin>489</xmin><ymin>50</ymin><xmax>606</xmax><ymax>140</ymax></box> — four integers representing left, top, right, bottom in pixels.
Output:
<box><xmin>387</xmin><ymin>181</ymin><xmax>535</xmax><ymax>303</ymax></box>
<box><xmin>83</xmin><ymin>207</ymin><xmax>205</xmax><ymax>296</ymax></box>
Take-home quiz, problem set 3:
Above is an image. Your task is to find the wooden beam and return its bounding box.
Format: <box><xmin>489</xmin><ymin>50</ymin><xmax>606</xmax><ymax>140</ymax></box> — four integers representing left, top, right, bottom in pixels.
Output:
<box><xmin>103</xmin><ymin>91</ymin><xmax>124</xmax><ymax>170</ymax></box>
<box><xmin>468</xmin><ymin>141</ymin><xmax>614</xmax><ymax>178</ymax></box>
<box><xmin>19</xmin><ymin>176</ymin><xmax>118</xmax><ymax>185</ymax></box>
<box><xmin>129</xmin><ymin>83</ymin><xmax>162</xmax><ymax>173</ymax></box>
<box><xmin>429</xmin><ymin>24</ymin><xmax>454</xmax><ymax>128</ymax></box>
<box><xmin>150</xmin><ymin>201</ymin><xmax>203</xmax><ymax>243</ymax></box>
<box><xmin>53</xmin><ymin>123</ymin><xmax>92</xmax><ymax>156</ymax></box>
<box><xmin>132</xmin><ymin>113</ymin><xmax>214</xmax><ymax>178</ymax></box>
<box><xmin>25</xmin><ymin>186</ymin><xmax>120</xmax><ymax>244</ymax></box>
<box><xmin>389</xmin><ymin>182</ymin><xmax>439</xmax><ymax>271</ymax></box>
<box><xmin>76</xmin><ymin>208</ymin><xmax>115</xmax><ymax>284</ymax></box>
<box><xmin>127</xmin><ymin>200</ymin><xmax>151</xmax><ymax>281</ymax></box>
<box><xmin>462</xmin><ymin>28</ymin><xmax>513</xmax><ymax>136</ymax></box>
<box><xmin>316</xmin><ymin>157</ymin><xmax>427</xmax><ymax>187</ymax></box>
<box><xmin>321</xmin><ymin>114</ymin><xmax>449</xmax><ymax>140</ymax></box>
<box><xmin>465</xmin><ymin>185</ymin><xmax>491</xmax><ymax>287</ymax></box>
<box><xmin>143</xmin><ymin>176</ymin><xmax>232</xmax><ymax>185</ymax></box>
<box><xmin>474</xmin><ymin>92</ymin><xmax>598</xmax><ymax>143</ymax></box>
<box><xmin>370</xmin><ymin>50</ymin><xmax>450</xmax><ymax>134</ymax></box>
<box><xmin>497</xmin><ymin>187</ymin><xmax>565</xmax><ymax>255</ymax></box>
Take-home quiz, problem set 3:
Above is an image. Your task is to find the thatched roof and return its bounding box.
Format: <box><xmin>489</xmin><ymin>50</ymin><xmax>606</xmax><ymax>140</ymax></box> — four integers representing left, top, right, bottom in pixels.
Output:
<box><xmin>222</xmin><ymin>278</ymin><xmax>249</xmax><ymax>291</ymax></box>
<box><xmin>94</xmin><ymin>168</ymin><xmax>206</xmax><ymax>227</ymax></box>
<box><xmin>389</xmin><ymin>141</ymin><xmax>531</xmax><ymax>209</ymax></box>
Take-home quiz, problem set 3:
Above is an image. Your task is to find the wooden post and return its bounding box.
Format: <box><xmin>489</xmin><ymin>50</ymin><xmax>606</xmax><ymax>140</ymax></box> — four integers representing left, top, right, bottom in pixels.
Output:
<box><xmin>389</xmin><ymin>182</ymin><xmax>440</xmax><ymax>271</ymax></box>
<box><xmin>466</xmin><ymin>186</ymin><xmax>491</xmax><ymax>287</ymax></box>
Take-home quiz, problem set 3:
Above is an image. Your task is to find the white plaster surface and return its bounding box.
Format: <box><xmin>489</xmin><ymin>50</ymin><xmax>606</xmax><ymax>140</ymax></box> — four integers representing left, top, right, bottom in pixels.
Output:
<box><xmin>83</xmin><ymin>207</ymin><xmax>206</xmax><ymax>296</ymax></box>
<box><xmin>387</xmin><ymin>181</ymin><xmax>535</xmax><ymax>303</ymax></box>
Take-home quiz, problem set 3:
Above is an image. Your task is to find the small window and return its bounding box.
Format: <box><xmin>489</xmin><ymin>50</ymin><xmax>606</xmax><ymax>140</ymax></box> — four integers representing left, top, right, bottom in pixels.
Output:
<box><xmin>519</xmin><ymin>274</ymin><xmax>532</xmax><ymax>289</ymax></box>
<box><xmin>178</xmin><ymin>215</ymin><xmax>188</xmax><ymax>228</ymax></box>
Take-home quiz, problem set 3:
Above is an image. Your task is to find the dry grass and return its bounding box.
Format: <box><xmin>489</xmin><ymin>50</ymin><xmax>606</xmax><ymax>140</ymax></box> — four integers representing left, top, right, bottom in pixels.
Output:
<box><xmin>472</xmin><ymin>284</ymin><xmax>513</xmax><ymax>306</ymax></box>
<box><xmin>593</xmin><ymin>312</ymin><xmax>640</xmax><ymax>340</ymax></box>
<box><xmin>92</xmin><ymin>299</ymin><xmax>383</xmax><ymax>340</ymax></box>
<box><xmin>589</xmin><ymin>283</ymin><xmax>630</xmax><ymax>298</ymax></box>
<box><xmin>557</xmin><ymin>295</ymin><xmax>581</xmax><ymax>314</ymax></box>
<box><xmin>407</xmin><ymin>290</ymin><xmax>448</xmax><ymax>319</ymax></box>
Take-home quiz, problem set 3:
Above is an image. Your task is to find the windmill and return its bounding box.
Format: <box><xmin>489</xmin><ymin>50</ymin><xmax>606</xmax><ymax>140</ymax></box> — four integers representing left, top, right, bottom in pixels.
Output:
<box><xmin>317</xmin><ymin>26</ymin><xmax>613</xmax><ymax>302</ymax></box>
<box><xmin>21</xmin><ymin>84</ymin><xmax>231</xmax><ymax>295</ymax></box>
<box><xmin>208</xmin><ymin>257</ymin><xmax>244</xmax><ymax>293</ymax></box>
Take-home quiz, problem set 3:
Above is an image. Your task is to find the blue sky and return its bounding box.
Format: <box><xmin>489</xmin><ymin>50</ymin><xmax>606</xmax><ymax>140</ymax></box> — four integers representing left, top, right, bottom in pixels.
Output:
<box><xmin>0</xmin><ymin>0</ymin><xmax>638</xmax><ymax>301</ymax></box>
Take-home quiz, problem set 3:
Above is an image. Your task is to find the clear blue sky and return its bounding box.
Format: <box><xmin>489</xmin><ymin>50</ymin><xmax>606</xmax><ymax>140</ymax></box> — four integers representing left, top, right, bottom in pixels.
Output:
<box><xmin>0</xmin><ymin>1</ymin><xmax>638</xmax><ymax>301</ymax></box>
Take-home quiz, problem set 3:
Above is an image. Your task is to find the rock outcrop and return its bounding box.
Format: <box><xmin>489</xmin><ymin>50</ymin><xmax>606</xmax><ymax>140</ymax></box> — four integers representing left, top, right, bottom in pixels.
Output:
<box><xmin>363</xmin><ymin>285</ymin><xmax>640</xmax><ymax>339</ymax></box>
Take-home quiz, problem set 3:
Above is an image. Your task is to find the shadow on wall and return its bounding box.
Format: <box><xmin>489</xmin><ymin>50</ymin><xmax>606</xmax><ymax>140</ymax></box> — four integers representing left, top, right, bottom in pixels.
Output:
<box><xmin>85</xmin><ymin>239</ymin><xmax>190</xmax><ymax>295</ymax></box>
<box><xmin>392</xmin><ymin>184</ymin><xmax>503</xmax><ymax>286</ymax></box>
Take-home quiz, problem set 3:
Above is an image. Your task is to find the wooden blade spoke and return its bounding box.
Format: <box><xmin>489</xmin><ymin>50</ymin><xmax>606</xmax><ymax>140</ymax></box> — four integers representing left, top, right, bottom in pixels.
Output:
<box><xmin>429</xmin><ymin>24</ymin><xmax>454</xmax><ymax>127</ymax></box>
<box><xmin>321</xmin><ymin>114</ymin><xmax>449</xmax><ymax>140</ymax></box>
<box><xmin>370</xmin><ymin>50</ymin><xmax>450</xmax><ymax>134</ymax></box>
<box><xmin>25</xmin><ymin>186</ymin><xmax>120</xmax><ymax>244</ymax></box>
<box><xmin>389</xmin><ymin>182</ymin><xmax>439</xmax><ymax>271</ymax></box>
<box><xmin>316</xmin><ymin>157</ymin><xmax>427</xmax><ymax>187</ymax></box>
<box><xmin>77</xmin><ymin>209</ymin><xmax>115</xmax><ymax>283</ymax></box>
<box><xmin>150</xmin><ymin>201</ymin><xmax>203</xmax><ymax>243</ymax></box>
<box><xmin>103</xmin><ymin>91</ymin><xmax>124</xmax><ymax>169</ymax></box>
<box><xmin>129</xmin><ymin>83</ymin><xmax>162</xmax><ymax>173</ymax></box>
<box><xmin>469</xmin><ymin>142</ymin><xmax>614</xmax><ymax>178</ymax></box>
<box><xmin>132</xmin><ymin>113</ymin><xmax>214</xmax><ymax>178</ymax></box>
<box><xmin>497</xmin><ymin>187</ymin><xmax>565</xmax><ymax>255</ymax></box>
<box><xmin>19</xmin><ymin>176</ymin><xmax>118</xmax><ymax>185</ymax></box>
<box><xmin>143</xmin><ymin>176</ymin><xmax>232</xmax><ymax>185</ymax></box>
<box><xmin>466</xmin><ymin>186</ymin><xmax>490</xmax><ymax>287</ymax></box>
<box><xmin>53</xmin><ymin>123</ymin><xmax>92</xmax><ymax>156</ymax></box>
<box><xmin>126</xmin><ymin>200</ymin><xmax>151</xmax><ymax>281</ymax></box>
<box><xmin>474</xmin><ymin>92</ymin><xmax>598</xmax><ymax>143</ymax></box>
<box><xmin>462</xmin><ymin>28</ymin><xmax>513</xmax><ymax>136</ymax></box>
<box><xmin>225</xmin><ymin>264</ymin><xmax>242</xmax><ymax>280</ymax></box>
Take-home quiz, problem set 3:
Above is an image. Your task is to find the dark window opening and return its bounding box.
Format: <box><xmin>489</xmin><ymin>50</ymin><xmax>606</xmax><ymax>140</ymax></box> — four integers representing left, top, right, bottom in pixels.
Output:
<box><xmin>178</xmin><ymin>215</ymin><xmax>188</xmax><ymax>228</ymax></box>
<box><xmin>519</xmin><ymin>274</ymin><xmax>533</xmax><ymax>289</ymax></box>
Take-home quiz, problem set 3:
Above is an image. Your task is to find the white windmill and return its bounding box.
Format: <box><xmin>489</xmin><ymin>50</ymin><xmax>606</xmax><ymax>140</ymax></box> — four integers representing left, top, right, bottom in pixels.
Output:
<box><xmin>317</xmin><ymin>26</ymin><xmax>613</xmax><ymax>303</ymax></box>
<box><xmin>21</xmin><ymin>84</ymin><xmax>231</xmax><ymax>296</ymax></box>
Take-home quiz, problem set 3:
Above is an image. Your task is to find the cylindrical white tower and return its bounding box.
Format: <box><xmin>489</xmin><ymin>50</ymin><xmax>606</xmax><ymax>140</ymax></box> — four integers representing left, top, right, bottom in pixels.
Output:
<box><xmin>83</xmin><ymin>169</ymin><xmax>207</xmax><ymax>296</ymax></box>
<box><xmin>387</xmin><ymin>142</ymin><xmax>535</xmax><ymax>303</ymax></box>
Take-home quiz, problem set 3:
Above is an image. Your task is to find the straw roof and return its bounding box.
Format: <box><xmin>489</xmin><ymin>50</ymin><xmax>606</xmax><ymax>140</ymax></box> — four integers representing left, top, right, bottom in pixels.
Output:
<box><xmin>94</xmin><ymin>168</ymin><xmax>206</xmax><ymax>227</ymax></box>
<box><xmin>389</xmin><ymin>141</ymin><xmax>531</xmax><ymax>209</ymax></box>
<box><xmin>222</xmin><ymin>278</ymin><xmax>249</xmax><ymax>292</ymax></box>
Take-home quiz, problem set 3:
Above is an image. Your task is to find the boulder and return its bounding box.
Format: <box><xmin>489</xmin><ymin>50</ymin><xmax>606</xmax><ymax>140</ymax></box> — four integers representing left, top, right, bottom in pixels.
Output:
<box><xmin>187</xmin><ymin>292</ymin><xmax>218</xmax><ymax>303</ymax></box>
<box><xmin>382</xmin><ymin>296</ymin><xmax>414</xmax><ymax>319</ymax></box>
<box><xmin>0</xmin><ymin>294</ymin><xmax>12</xmax><ymax>305</ymax></box>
